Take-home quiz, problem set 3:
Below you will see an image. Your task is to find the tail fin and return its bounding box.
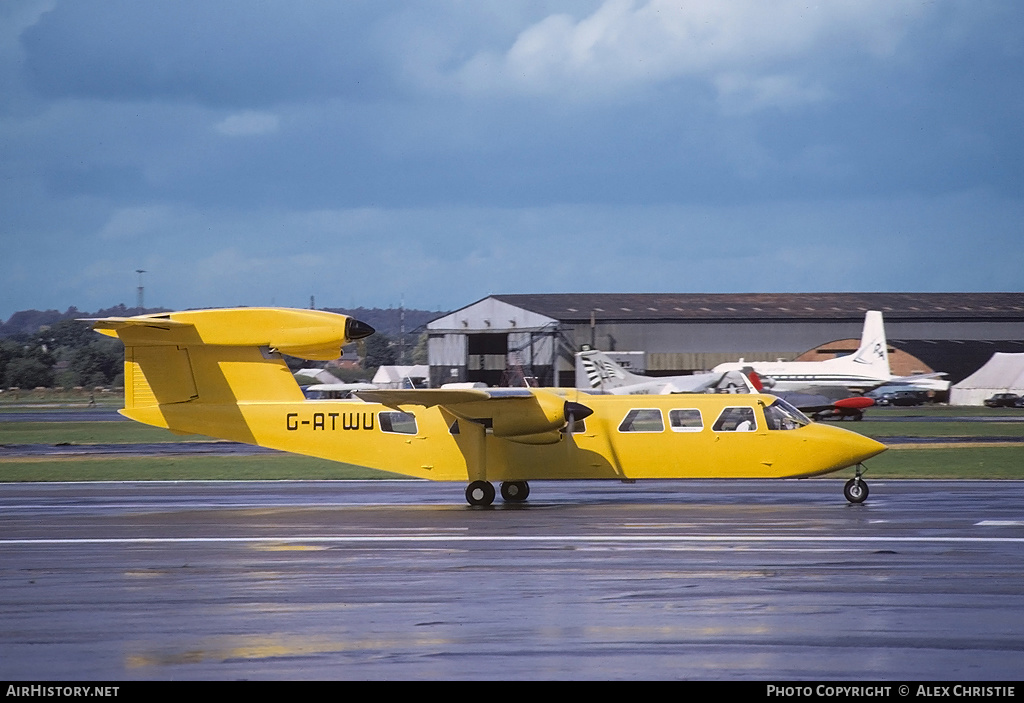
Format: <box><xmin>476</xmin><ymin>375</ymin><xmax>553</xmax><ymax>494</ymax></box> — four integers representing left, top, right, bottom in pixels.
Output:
<box><xmin>743</xmin><ymin>368</ymin><xmax>765</xmax><ymax>392</ymax></box>
<box><xmin>88</xmin><ymin>308</ymin><xmax>374</xmax><ymax>441</ymax></box>
<box><xmin>849</xmin><ymin>310</ymin><xmax>890</xmax><ymax>375</ymax></box>
<box><xmin>576</xmin><ymin>350</ymin><xmax>646</xmax><ymax>391</ymax></box>
<box><xmin>706</xmin><ymin>368</ymin><xmax>762</xmax><ymax>394</ymax></box>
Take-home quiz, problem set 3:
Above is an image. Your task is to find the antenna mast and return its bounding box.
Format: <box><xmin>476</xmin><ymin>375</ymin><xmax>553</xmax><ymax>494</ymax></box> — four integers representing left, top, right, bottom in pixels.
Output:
<box><xmin>399</xmin><ymin>293</ymin><xmax>406</xmax><ymax>364</ymax></box>
<box><xmin>135</xmin><ymin>270</ymin><xmax>146</xmax><ymax>309</ymax></box>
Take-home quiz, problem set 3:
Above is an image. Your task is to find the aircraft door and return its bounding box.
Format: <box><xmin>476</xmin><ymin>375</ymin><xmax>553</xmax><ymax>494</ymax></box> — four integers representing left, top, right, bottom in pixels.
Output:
<box><xmin>710</xmin><ymin>405</ymin><xmax>773</xmax><ymax>477</ymax></box>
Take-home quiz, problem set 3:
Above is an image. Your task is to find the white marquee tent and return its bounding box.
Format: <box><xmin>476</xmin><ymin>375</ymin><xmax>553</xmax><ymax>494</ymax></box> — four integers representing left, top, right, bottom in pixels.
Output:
<box><xmin>372</xmin><ymin>364</ymin><xmax>430</xmax><ymax>388</ymax></box>
<box><xmin>950</xmin><ymin>353</ymin><xmax>1024</xmax><ymax>406</ymax></box>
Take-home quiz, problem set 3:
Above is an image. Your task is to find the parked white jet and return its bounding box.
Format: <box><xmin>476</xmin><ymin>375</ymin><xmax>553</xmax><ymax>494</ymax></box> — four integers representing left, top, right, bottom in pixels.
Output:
<box><xmin>576</xmin><ymin>348</ymin><xmax>879</xmax><ymax>419</ymax></box>
<box><xmin>576</xmin><ymin>349</ymin><xmax>760</xmax><ymax>395</ymax></box>
<box><xmin>712</xmin><ymin>311</ymin><xmax>949</xmax><ymax>393</ymax></box>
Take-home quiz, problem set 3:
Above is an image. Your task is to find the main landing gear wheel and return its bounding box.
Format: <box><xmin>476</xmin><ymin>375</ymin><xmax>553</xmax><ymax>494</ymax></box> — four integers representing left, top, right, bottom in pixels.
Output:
<box><xmin>465</xmin><ymin>480</ymin><xmax>495</xmax><ymax>507</ymax></box>
<box><xmin>844</xmin><ymin>478</ymin><xmax>869</xmax><ymax>504</ymax></box>
<box><xmin>500</xmin><ymin>480</ymin><xmax>530</xmax><ymax>503</ymax></box>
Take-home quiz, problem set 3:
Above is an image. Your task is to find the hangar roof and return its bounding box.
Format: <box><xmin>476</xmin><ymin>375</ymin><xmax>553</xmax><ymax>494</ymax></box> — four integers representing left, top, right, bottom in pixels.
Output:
<box><xmin>487</xmin><ymin>293</ymin><xmax>1024</xmax><ymax>323</ymax></box>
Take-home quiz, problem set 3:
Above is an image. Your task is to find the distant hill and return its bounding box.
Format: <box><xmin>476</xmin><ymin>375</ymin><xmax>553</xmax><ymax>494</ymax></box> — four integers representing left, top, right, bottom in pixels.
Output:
<box><xmin>0</xmin><ymin>304</ymin><xmax>444</xmax><ymax>339</ymax></box>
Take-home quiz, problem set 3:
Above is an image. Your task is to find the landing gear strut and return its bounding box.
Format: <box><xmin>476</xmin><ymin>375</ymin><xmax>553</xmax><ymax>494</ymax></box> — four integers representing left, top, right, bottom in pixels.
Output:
<box><xmin>465</xmin><ymin>480</ymin><xmax>495</xmax><ymax>507</ymax></box>
<box><xmin>500</xmin><ymin>480</ymin><xmax>530</xmax><ymax>503</ymax></box>
<box><xmin>844</xmin><ymin>464</ymin><xmax>869</xmax><ymax>504</ymax></box>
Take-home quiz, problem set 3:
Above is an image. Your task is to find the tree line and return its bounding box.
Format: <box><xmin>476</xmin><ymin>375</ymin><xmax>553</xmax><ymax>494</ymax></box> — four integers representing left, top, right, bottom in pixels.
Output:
<box><xmin>1</xmin><ymin>305</ymin><xmax>440</xmax><ymax>390</ymax></box>
<box><xmin>1</xmin><ymin>318</ymin><xmax>123</xmax><ymax>390</ymax></box>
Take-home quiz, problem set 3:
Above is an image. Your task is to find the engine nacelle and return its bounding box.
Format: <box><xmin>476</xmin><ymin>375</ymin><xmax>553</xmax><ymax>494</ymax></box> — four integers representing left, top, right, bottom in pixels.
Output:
<box><xmin>446</xmin><ymin>392</ymin><xmax>594</xmax><ymax>441</ymax></box>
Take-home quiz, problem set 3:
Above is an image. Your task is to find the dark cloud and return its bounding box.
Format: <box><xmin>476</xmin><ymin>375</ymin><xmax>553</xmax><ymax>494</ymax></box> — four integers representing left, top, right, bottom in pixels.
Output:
<box><xmin>1</xmin><ymin>1</ymin><xmax>1022</xmax><ymax>318</ymax></box>
<box><xmin>21</xmin><ymin>0</ymin><xmax>400</xmax><ymax>105</ymax></box>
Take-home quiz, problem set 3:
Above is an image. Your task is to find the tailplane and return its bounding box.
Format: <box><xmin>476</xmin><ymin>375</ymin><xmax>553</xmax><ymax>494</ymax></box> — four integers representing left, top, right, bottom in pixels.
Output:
<box><xmin>87</xmin><ymin>308</ymin><xmax>374</xmax><ymax>440</ymax></box>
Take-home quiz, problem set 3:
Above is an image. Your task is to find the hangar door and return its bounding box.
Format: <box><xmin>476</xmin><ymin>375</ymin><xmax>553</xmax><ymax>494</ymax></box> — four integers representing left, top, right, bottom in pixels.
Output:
<box><xmin>467</xmin><ymin>333</ymin><xmax>508</xmax><ymax>387</ymax></box>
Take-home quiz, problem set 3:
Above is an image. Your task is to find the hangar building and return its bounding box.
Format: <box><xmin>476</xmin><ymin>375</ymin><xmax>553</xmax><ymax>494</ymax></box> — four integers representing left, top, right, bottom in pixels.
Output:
<box><xmin>426</xmin><ymin>293</ymin><xmax>1024</xmax><ymax>389</ymax></box>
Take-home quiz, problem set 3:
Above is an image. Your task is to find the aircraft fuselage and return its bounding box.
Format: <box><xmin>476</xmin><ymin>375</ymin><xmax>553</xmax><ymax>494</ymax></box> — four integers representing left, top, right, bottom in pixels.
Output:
<box><xmin>132</xmin><ymin>391</ymin><xmax>885</xmax><ymax>483</ymax></box>
<box><xmin>713</xmin><ymin>361</ymin><xmax>888</xmax><ymax>392</ymax></box>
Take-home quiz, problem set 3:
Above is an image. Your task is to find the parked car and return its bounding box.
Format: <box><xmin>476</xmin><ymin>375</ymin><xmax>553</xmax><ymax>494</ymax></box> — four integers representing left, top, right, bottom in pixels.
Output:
<box><xmin>984</xmin><ymin>393</ymin><xmax>1022</xmax><ymax>408</ymax></box>
<box><xmin>874</xmin><ymin>390</ymin><xmax>929</xmax><ymax>407</ymax></box>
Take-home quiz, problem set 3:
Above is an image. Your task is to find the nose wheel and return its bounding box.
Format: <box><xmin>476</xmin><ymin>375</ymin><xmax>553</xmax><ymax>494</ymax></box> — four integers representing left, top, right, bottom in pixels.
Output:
<box><xmin>844</xmin><ymin>465</ymin><xmax>869</xmax><ymax>504</ymax></box>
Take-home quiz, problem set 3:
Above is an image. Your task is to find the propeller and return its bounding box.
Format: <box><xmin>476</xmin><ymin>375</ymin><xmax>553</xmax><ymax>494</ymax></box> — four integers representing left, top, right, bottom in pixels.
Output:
<box><xmin>564</xmin><ymin>400</ymin><xmax>594</xmax><ymax>436</ymax></box>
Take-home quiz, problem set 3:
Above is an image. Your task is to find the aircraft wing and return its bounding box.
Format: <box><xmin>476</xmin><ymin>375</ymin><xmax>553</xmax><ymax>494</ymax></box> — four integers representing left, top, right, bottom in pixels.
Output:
<box><xmin>356</xmin><ymin>388</ymin><xmax>495</xmax><ymax>407</ymax></box>
<box><xmin>303</xmin><ymin>382</ymin><xmax>379</xmax><ymax>399</ymax></box>
<box><xmin>714</xmin><ymin>369</ymin><xmax>762</xmax><ymax>393</ymax></box>
<box><xmin>771</xmin><ymin>391</ymin><xmax>842</xmax><ymax>413</ymax></box>
<box><xmin>770</xmin><ymin>388</ymin><xmax>874</xmax><ymax>420</ymax></box>
<box><xmin>356</xmin><ymin>388</ymin><xmax>592</xmax><ymax>444</ymax></box>
<box><xmin>885</xmin><ymin>373</ymin><xmax>950</xmax><ymax>391</ymax></box>
<box><xmin>661</xmin><ymin>369</ymin><xmax>761</xmax><ymax>394</ymax></box>
<box><xmin>306</xmin><ymin>382</ymin><xmax>378</xmax><ymax>392</ymax></box>
<box><xmin>660</xmin><ymin>372</ymin><xmax>723</xmax><ymax>393</ymax></box>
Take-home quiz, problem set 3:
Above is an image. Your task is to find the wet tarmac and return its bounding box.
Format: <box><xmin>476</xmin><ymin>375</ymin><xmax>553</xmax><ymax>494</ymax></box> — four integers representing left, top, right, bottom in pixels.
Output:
<box><xmin>1</xmin><ymin>479</ymin><xmax>1022</xmax><ymax>680</ymax></box>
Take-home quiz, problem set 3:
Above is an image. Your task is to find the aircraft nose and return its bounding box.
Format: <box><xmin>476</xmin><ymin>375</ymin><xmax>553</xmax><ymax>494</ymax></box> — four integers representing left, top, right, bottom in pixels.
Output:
<box><xmin>345</xmin><ymin>318</ymin><xmax>375</xmax><ymax>341</ymax></box>
<box><xmin>829</xmin><ymin>430</ymin><xmax>887</xmax><ymax>471</ymax></box>
<box><xmin>847</xmin><ymin>433</ymin><xmax>887</xmax><ymax>465</ymax></box>
<box><xmin>807</xmin><ymin>424</ymin><xmax>887</xmax><ymax>474</ymax></box>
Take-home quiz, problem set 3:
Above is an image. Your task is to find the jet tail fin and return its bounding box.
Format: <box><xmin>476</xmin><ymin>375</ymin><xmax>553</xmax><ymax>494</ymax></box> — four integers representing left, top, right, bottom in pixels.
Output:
<box><xmin>849</xmin><ymin>310</ymin><xmax>890</xmax><ymax>376</ymax></box>
<box><xmin>576</xmin><ymin>350</ymin><xmax>646</xmax><ymax>391</ymax></box>
<box><xmin>705</xmin><ymin>368</ymin><xmax>762</xmax><ymax>394</ymax></box>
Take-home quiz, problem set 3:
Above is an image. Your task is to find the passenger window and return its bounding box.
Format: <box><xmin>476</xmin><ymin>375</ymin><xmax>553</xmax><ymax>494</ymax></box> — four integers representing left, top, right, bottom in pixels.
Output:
<box><xmin>618</xmin><ymin>409</ymin><xmax>664</xmax><ymax>433</ymax></box>
<box><xmin>669</xmin><ymin>409</ymin><xmax>703</xmax><ymax>432</ymax></box>
<box><xmin>379</xmin><ymin>411</ymin><xmax>418</xmax><ymax>435</ymax></box>
<box><xmin>712</xmin><ymin>406</ymin><xmax>757</xmax><ymax>432</ymax></box>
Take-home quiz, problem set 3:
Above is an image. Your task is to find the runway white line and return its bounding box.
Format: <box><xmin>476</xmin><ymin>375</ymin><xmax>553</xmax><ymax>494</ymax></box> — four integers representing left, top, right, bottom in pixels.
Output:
<box><xmin>3</xmin><ymin>535</ymin><xmax>1024</xmax><ymax>545</ymax></box>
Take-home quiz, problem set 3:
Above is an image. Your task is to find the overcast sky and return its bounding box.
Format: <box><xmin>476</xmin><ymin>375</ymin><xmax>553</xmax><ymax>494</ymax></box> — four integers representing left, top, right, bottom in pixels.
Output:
<box><xmin>2</xmin><ymin>1</ymin><xmax>1022</xmax><ymax>319</ymax></box>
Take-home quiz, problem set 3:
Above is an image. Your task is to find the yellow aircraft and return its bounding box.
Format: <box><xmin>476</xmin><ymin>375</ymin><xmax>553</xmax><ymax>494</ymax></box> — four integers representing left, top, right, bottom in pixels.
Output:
<box><xmin>89</xmin><ymin>307</ymin><xmax>885</xmax><ymax>506</ymax></box>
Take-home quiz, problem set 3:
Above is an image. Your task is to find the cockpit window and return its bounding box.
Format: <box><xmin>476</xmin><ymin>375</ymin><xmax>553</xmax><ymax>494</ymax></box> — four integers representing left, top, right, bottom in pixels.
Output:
<box><xmin>712</xmin><ymin>406</ymin><xmax>757</xmax><ymax>432</ymax></box>
<box><xmin>618</xmin><ymin>409</ymin><xmax>664</xmax><ymax>433</ymax></box>
<box><xmin>763</xmin><ymin>398</ymin><xmax>811</xmax><ymax>430</ymax></box>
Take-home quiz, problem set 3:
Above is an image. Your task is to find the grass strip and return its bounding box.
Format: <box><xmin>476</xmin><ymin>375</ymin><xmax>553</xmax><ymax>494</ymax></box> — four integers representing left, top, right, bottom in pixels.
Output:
<box><xmin>852</xmin><ymin>421</ymin><xmax>1024</xmax><ymax>438</ymax></box>
<box><xmin>862</xmin><ymin>445</ymin><xmax>1024</xmax><ymax>479</ymax></box>
<box><xmin>867</xmin><ymin>406</ymin><xmax>1024</xmax><ymax>418</ymax></box>
<box><xmin>0</xmin><ymin>421</ymin><xmax>202</xmax><ymax>444</ymax></box>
